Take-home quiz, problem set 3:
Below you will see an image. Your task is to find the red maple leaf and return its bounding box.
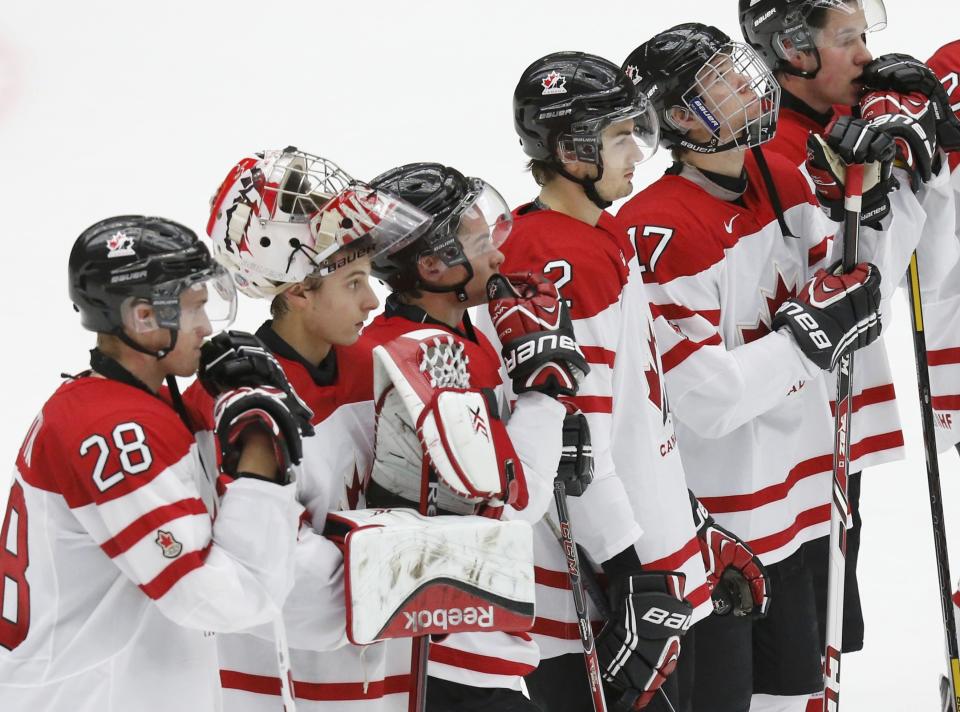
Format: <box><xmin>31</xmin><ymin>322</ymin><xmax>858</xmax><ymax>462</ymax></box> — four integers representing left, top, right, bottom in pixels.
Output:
<box><xmin>157</xmin><ymin>530</ymin><xmax>175</xmax><ymax>548</ymax></box>
<box><xmin>644</xmin><ymin>323</ymin><xmax>670</xmax><ymax>424</ymax></box>
<box><xmin>346</xmin><ymin>466</ymin><xmax>363</xmax><ymax>510</ymax></box>
<box><xmin>739</xmin><ymin>270</ymin><xmax>797</xmax><ymax>344</ymax></box>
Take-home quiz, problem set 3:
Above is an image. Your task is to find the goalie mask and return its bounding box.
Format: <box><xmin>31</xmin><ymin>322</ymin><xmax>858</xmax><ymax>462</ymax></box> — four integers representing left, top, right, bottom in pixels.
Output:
<box><xmin>740</xmin><ymin>0</ymin><xmax>887</xmax><ymax>79</ymax></box>
<box><xmin>207</xmin><ymin>146</ymin><xmax>431</xmax><ymax>298</ymax></box>
<box><xmin>69</xmin><ymin>215</ymin><xmax>237</xmax><ymax>359</ymax></box>
<box><xmin>369</xmin><ymin>163</ymin><xmax>513</xmax><ymax>303</ymax></box>
<box><xmin>624</xmin><ymin>23</ymin><xmax>780</xmax><ymax>154</ymax></box>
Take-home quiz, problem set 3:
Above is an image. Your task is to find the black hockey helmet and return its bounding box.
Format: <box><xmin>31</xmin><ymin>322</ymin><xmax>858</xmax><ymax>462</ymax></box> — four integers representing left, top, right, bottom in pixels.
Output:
<box><xmin>69</xmin><ymin>215</ymin><xmax>237</xmax><ymax>358</ymax></box>
<box><xmin>623</xmin><ymin>23</ymin><xmax>780</xmax><ymax>154</ymax></box>
<box><xmin>739</xmin><ymin>0</ymin><xmax>887</xmax><ymax>78</ymax></box>
<box><xmin>368</xmin><ymin>163</ymin><xmax>512</xmax><ymax>302</ymax></box>
<box><xmin>513</xmin><ymin>51</ymin><xmax>659</xmax><ymax>208</ymax></box>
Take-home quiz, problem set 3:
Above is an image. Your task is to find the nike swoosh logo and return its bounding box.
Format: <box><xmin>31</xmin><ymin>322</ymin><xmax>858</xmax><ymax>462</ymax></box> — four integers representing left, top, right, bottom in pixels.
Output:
<box><xmin>724</xmin><ymin>214</ymin><xmax>740</xmax><ymax>233</ymax></box>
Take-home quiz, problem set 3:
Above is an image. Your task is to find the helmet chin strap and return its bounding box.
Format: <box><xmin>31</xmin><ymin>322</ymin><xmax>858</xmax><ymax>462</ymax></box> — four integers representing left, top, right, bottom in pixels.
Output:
<box><xmin>117</xmin><ymin>329</ymin><xmax>179</xmax><ymax>360</ymax></box>
<box><xmin>556</xmin><ymin>164</ymin><xmax>612</xmax><ymax>210</ymax></box>
<box><xmin>417</xmin><ymin>263</ymin><xmax>475</xmax><ymax>303</ymax></box>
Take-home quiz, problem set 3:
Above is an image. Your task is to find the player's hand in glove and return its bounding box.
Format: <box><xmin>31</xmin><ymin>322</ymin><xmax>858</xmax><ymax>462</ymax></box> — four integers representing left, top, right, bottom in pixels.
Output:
<box><xmin>557</xmin><ymin>405</ymin><xmax>593</xmax><ymax>497</ymax></box>
<box><xmin>861</xmin><ymin>52</ymin><xmax>960</xmax><ymax>152</ymax></box>
<box><xmin>805</xmin><ymin>116</ymin><xmax>898</xmax><ymax>227</ymax></box>
<box><xmin>200</xmin><ymin>331</ymin><xmax>314</xmax><ymax>484</ymax></box>
<box><xmin>487</xmin><ymin>272</ymin><xmax>589</xmax><ymax>398</ymax></box>
<box><xmin>772</xmin><ymin>261</ymin><xmax>882</xmax><ymax>372</ymax></box>
<box><xmin>596</xmin><ymin>571</ymin><xmax>692</xmax><ymax>711</ymax></box>
<box><xmin>860</xmin><ymin>89</ymin><xmax>938</xmax><ymax>191</ymax></box>
<box><xmin>689</xmin><ymin>491</ymin><xmax>770</xmax><ymax>617</ymax></box>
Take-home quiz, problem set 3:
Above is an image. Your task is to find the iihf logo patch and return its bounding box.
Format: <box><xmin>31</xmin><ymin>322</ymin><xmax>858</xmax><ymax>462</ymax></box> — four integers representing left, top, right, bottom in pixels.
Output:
<box><xmin>106</xmin><ymin>230</ymin><xmax>136</xmax><ymax>258</ymax></box>
<box><xmin>541</xmin><ymin>71</ymin><xmax>567</xmax><ymax>95</ymax></box>
<box><xmin>155</xmin><ymin>530</ymin><xmax>183</xmax><ymax>558</ymax></box>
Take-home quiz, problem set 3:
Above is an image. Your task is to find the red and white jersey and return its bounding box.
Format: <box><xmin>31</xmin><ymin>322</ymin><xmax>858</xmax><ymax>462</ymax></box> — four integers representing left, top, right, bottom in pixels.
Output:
<box><xmin>618</xmin><ymin>152</ymin><xmax>848</xmax><ymax>566</ymax></box>
<box><xmin>923</xmin><ymin>42</ymin><xmax>960</xmax><ymax>451</ymax></box>
<box><xmin>768</xmin><ymin>94</ymin><xmax>942</xmax><ymax>464</ymax></box>
<box><xmin>362</xmin><ymin>301</ymin><xmax>564</xmax><ymax>690</ymax></box>
<box><xmin>0</xmin><ymin>374</ymin><xmax>301</xmax><ymax>712</ymax></box>
<box><xmin>216</xmin><ymin>326</ymin><xmax>410</xmax><ymax>712</ymax></box>
<box><xmin>486</xmin><ymin>204</ymin><xmax>708</xmax><ymax>660</ymax></box>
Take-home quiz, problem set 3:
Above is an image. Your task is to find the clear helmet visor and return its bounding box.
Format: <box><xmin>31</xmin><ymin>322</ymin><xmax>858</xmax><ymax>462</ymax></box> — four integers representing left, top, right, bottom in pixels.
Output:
<box><xmin>682</xmin><ymin>41</ymin><xmax>781</xmax><ymax>149</ymax></box>
<box><xmin>310</xmin><ymin>184</ymin><xmax>433</xmax><ymax>277</ymax></box>
<box><xmin>777</xmin><ymin>0</ymin><xmax>886</xmax><ymax>57</ymax></box>
<box><xmin>559</xmin><ymin>98</ymin><xmax>661</xmax><ymax>166</ymax></box>
<box><xmin>122</xmin><ymin>264</ymin><xmax>238</xmax><ymax>336</ymax></box>
<box><xmin>449</xmin><ymin>180</ymin><xmax>513</xmax><ymax>262</ymax></box>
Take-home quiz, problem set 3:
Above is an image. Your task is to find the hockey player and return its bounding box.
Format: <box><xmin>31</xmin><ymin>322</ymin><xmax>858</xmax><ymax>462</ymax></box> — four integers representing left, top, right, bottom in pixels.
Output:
<box><xmin>361</xmin><ymin>161</ymin><xmax>582</xmax><ymax>711</ymax></box>
<box><xmin>504</xmin><ymin>51</ymin><xmax>768</xmax><ymax>712</ymax></box>
<box><xmin>205</xmin><ymin>147</ymin><xmax>437</xmax><ymax>711</ymax></box>
<box><xmin>0</xmin><ymin>215</ymin><xmax>309</xmax><ymax>711</ymax></box>
<box><xmin>619</xmin><ymin>24</ymin><xmax>889</xmax><ymax>711</ymax></box>
<box><xmin>738</xmin><ymin>0</ymin><xmax>958</xmax><ymax>689</ymax></box>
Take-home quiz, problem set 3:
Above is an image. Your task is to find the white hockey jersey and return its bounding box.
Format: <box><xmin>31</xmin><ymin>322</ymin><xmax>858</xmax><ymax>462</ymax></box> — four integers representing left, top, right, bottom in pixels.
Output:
<box><xmin>618</xmin><ymin>151</ymin><xmax>866</xmax><ymax>566</ymax></box>
<box><xmin>492</xmin><ymin>204</ymin><xmax>710</xmax><ymax>661</ymax></box>
<box><xmin>0</xmin><ymin>373</ymin><xmax>302</xmax><ymax>712</ymax></box>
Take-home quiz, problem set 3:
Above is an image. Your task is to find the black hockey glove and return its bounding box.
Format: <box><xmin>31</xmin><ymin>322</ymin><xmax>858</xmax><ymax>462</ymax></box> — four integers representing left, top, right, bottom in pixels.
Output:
<box><xmin>201</xmin><ymin>331</ymin><xmax>314</xmax><ymax>484</ymax></box>
<box><xmin>596</xmin><ymin>571</ymin><xmax>692</xmax><ymax>711</ymax></box>
<box><xmin>862</xmin><ymin>52</ymin><xmax>960</xmax><ymax>152</ymax></box>
<box><xmin>557</xmin><ymin>408</ymin><xmax>593</xmax><ymax>497</ymax></box>
<box><xmin>805</xmin><ymin>117</ymin><xmax>898</xmax><ymax>228</ymax></box>
<box><xmin>689</xmin><ymin>492</ymin><xmax>770</xmax><ymax>618</ymax></box>
<box><xmin>772</xmin><ymin>261</ymin><xmax>882</xmax><ymax>372</ymax></box>
<box><xmin>487</xmin><ymin>272</ymin><xmax>589</xmax><ymax>399</ymax></box>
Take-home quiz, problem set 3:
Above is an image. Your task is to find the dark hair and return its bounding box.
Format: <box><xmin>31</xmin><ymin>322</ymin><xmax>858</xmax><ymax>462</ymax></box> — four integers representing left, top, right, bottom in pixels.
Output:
<box><xmin>527</xmin><ymin>158</ymin><xmax>559</xmax><ymax>186</ymax></box>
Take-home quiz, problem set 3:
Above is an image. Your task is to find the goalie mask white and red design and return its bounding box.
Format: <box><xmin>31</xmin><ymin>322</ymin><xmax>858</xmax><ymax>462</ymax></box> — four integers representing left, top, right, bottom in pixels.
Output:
<box><xmin>370</xmin><ymin>328</ymin><xmax>528</xmax><ymax>516</ymax></box>
<box><xmin>206</xmin><ymin>147</ymin><xmax>430</xmax><ymax>297</ymax></box>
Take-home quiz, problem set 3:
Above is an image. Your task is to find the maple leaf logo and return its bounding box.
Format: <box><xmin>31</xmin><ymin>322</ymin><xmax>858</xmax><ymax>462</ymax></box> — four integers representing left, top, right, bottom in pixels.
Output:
<box><xmin>541</xmin><ymin>71</ymin><xmax>567</xmax><ymax>95</ymax></box>
<box><xmin>644</xmin><ymin>322</ymin><xmax>670</xmax><ymax>424</ymax></box>
<box><xmin>346</xmin><ymin>466</ymin><xmax>363</xmax><ymax>510</ymax></box>
<box><xmin>738</xmin><ymin>268</ymin><xmax>797</xmax><ymax>344</ymax></box>
<box><xmin>155</xmin><ymin>529</ymin><xmax>183</xmax><ymax>559</ymax></box>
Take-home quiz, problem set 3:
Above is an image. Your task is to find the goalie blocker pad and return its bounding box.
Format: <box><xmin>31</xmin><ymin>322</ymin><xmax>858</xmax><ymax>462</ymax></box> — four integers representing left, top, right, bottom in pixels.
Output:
<box><xmin>372</xmin><ymin>329</ymin><xmax>528</xmax><ymax>512</ymax></box>
<box><xmin>325</xmin><ymin>508</ymin><xmax>535</xmax><ymax>645</ymax></box>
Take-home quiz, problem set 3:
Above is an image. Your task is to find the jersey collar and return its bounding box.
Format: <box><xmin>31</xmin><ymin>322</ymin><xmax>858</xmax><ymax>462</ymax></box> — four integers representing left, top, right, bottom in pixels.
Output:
<box><xmin>384</xmin><ymin>293</ymin><xmax>477</xmax><ymax>342</ymax></box>
<box><xmin>256</xmin><ymin>320</ymin><xmax>338</xmax><ymax>387</ymax></box>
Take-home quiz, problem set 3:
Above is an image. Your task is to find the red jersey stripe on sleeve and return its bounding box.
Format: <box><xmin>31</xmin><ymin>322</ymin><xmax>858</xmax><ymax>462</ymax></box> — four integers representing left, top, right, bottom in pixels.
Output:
<box><xmin>428</xmin><ymin>642</ymin><xmax>536</xmax><ymax>677</ymax></box>
<box><xmin>650</xmin><ymin>303</ymin><xmax>721</xmax><ymax>327</ymax></box>
<box><xmin>100</xmin><ymin>498</ymin><xmax>208</xmax><ymax>558</ymax></box>
<box><xmin>139</xmin><ymin>543</ymin><xmax>211</xmax><ymax>600</ymax></box>
<box><xmin>928</xmin><ymin>347</ymin><xmax>960</xmax><ymax>366</ymax></box>
<box><xmin>561</xmin><ymin>396</ymin><xmax>613</xmax><ymax>414</ymax></box>
<box><xmin>808</xmin><ymin>237</ymin><xmax>830</xmax><ymax>267</ymax></box>
<box><xmin>828</xmin><ymin>384</ymin><xmax>897</xmax><ymax>415</ymax></box>
<box><xmin>531</xmin><ymin>616</ymin><xmax>603</xmax><ymax>640</ymax></box>
<box><xmin>642</xmin><ymin>536</ymin><xmax>701</xmax><ymax>572</ymax></box>
<box><xmin>660</xmin><ymin>334</ymin><xmax>724</xmax><ymax>373</ymax></box>
<box><xmin>580</xmin><ymin>346</ymin><xmax>616</xmax><ymax>368</ymax></box>
<box><xmin>932</xmin><ymin>395</ymin><xmax>960</xmax><ymax>410</ymax></box>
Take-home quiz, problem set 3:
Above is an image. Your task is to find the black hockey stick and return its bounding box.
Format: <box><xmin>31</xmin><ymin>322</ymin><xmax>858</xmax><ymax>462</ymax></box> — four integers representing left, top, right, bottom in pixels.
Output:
<box><xmin>904</xmin><ymin>252</ymin><xmax>960</xmax><ymax>712</ymax></box>
<box><xmin>822</xmin><ymin>158</ymin><xmax>864</xmax><ymax>712</ymax></box>
<box><xmin>408</xmin><ymin>461</ymin><xmax>440</xmax><ymax>712</ymax></box>
<box><xmin>554</xmin><ymin>480</ymin><xmax>609</xmax><ymax>712</ymax></box>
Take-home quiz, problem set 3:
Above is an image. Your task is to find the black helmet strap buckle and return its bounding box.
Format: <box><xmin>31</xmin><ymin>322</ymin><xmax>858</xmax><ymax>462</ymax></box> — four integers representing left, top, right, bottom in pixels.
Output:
<box><xmin>117</xmin><ymin>327</ymin><xmax>179</xmax><ymax>361</ymax></box>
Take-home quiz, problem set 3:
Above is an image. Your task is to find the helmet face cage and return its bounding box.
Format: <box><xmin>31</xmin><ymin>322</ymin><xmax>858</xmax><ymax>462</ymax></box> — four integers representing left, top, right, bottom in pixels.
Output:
<box><xmin>207</xmin><ymin>147</ymin><xmax>355</xmax><ymax>299</ymax></box>
<box><xmin>557</xmin><ymin>98</ymin><xmax>661</xmax><ymax>166</ymax></box>
<box><xmin>676</xmin><ymin>41</ymin><xmax>780</xmax><ymax>151</ymax></box>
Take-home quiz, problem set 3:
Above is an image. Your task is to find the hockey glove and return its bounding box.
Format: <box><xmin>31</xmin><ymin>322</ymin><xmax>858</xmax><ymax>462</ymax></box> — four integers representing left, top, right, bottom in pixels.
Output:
<box><xmin>557</xmin><ymin>406</ymin><xmax>593</xmax><ymax>497</ymax></box>
<box><xmin>596</xmin><ymin>571</ymin><xmax>692</xmax><ymax>711</ymax></box>
<box><xmin>487</xmin><ymin>272</ymin><xmax>589</xmax><ymax>398</ymax></box>
<box><xmin>861</xmin><ymin>52</ymin><xmax>960</xmax><ymax>152</ymax></box>
<box><xmin>689</xmin><ymin>492</ymin><xmax>770</xmax><ymax>618</ymax></box>
<box><xmin>772</xmin><ymin>261</ymin><xmax>882</xmax><ymax>372</ymax></box>
<box><xmin>200</xmin><ymin>331</ymin><xmax>293</xmax><ymax>396</ymax></box>
<box><xmin>860</xmin><ymin>90</ymin><xmax>938</xmax><ymax>192</ymax></box>
<box><xmin>805</xmin><ymin>116</ymin><xmax>898</xmax><ymax>228</ymax></box>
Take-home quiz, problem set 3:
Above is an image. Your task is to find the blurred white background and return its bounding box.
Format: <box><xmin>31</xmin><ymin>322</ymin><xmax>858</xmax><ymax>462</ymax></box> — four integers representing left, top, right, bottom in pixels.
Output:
<box><xmin>0</xmin><ymin>1</ymin><xmax>957</xmax><ymax>708</ymax></box>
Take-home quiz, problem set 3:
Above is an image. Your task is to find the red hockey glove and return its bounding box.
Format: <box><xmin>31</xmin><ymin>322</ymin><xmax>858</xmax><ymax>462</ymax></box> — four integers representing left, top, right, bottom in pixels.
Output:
<box><xmin>805</xmin><ymin>116</ymin><xmax>898</xmax><ymax>227</ymax></box>
<box><xmin>690</xmin><ymin>492</ymin><xmax>770</xmax><ymax>617</ymax></box>
<box><xmin>862</xmin><ymin>52</ymin><xmax>960</xmax><ymax>152</ymax></box>
<box><xmin>487</xmin><ymin>272</ymin><xmax>589</xmax><ymax>398</ymax></box>
<box><xmin>860</xmin><ymin>90</ymin><xmax>938</xmax><ymax>192</ymax></box>
<box><xmin>772</xmin><ymin>262</ymin><xmax>882</xmax><ymax>372</ymax></box>
<box><xmin>557</xmin><ymin>406</ymin><xmax>593</xmax><ymax>497</ymax></box>
<box><xmin>596</xmin><ymin>571</ymin><xmax>692</xmax><ymax>710</ymax></box>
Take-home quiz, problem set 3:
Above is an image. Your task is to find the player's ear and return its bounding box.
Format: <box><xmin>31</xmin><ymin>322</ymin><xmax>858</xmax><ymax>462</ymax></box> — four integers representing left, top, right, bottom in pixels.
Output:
<box><xmin>417</xmin><ymin>253</ymin><xmax>444</xmax><ymax>281</ymax></box>
<box><xmin>781</xmin><ymin>38</ymin><xmax>817</xmax><ymax>73</ymax></box>
<box><xmin>283</xmin><ymin>283</ymin><xmax>310</xmax><ymax>310</ymax></box>
<box><xmin>668</xmin><ymin>105</ymin><xmax>697</xmax><ymax>133</ymax></box>
<box><xmin>122</xmin><ymin>299</ymin><xmax>158</xmax><ymax>333</ymax></box>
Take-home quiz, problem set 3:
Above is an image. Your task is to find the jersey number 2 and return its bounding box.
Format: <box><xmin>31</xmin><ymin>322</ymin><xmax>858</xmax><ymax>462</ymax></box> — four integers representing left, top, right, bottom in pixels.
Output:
<box><xmin>0</xmin><ymin>481</ymin><xmax>30</xmax><ymax>650</ymax></box>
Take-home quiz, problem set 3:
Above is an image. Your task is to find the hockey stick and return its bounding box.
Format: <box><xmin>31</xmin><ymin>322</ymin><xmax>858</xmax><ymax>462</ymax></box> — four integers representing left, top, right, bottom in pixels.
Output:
<box><xmin>904</xmin><ymin>252</ymin><xmax>960</xmax><ymax>712</ymax></box>
<box><xmin>822</xmin><ymin>160</ymin><xmax>864</xmax><ymax>712</ymax></box>
<box><xmin>553</xmin><ymin>480</ymin><xmax>609</xmax><ymax>712</ymax></box>
<box><xmin>408</xmin><ymin>460</ymin><xmax>440</xmax><ymax>712</ymax></box>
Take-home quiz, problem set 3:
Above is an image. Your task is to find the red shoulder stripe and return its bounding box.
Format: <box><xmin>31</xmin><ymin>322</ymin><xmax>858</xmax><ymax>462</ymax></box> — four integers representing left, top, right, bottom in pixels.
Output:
<box><xmin>139</xmin><ymin>543</ymin><xmax>211</xmax><ymax>600</ymax></box>
<box><xmin>100</xmin><ymin>498</ymin><xmax>207</xmax><ymax>558</ymax></box>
